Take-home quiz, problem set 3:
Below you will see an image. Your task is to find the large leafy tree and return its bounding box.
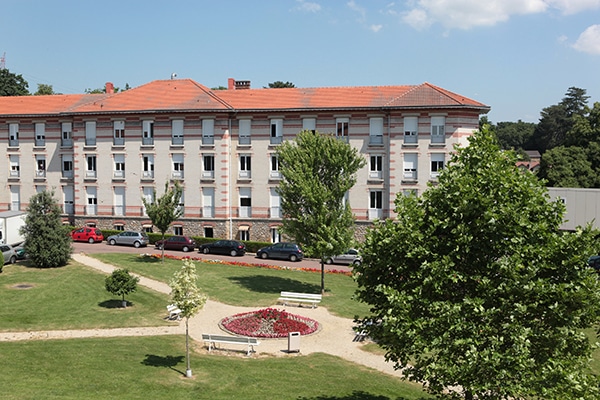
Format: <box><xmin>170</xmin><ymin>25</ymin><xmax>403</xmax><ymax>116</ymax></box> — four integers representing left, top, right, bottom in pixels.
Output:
<box><xmin>21</xmin><ymin>190</ymin><xmax>72</xmax><ymax>268</ymax></box>
<box><xmin>355</xmin><ymin>126</ymin><xmax>600</xmax><ymax>399</ymax></box>
<box><xmin>267</xmin><ymin>81</ymin><xmax>295</xmax><ymax>88</ymax></box>
<box><xmin>141</xmin><ymin>181</ymin><xmax>183</xmax><ymax>261</ymax></box>
<box><xmin>276</xmin><ymin>130</ymin><xmax>366</xmax><ymax>293</ymax></box>
<box><xmin>539</xmin><ymin>146</ymin><xmax>596</xmax><ymax>187</ymax></box>
<box><xmin>169</xmin><ymin>259</ymin><xmax>207</xmax><ymax>378</ymax></box>
<box><xmin>0</xmin><ymin>68</ymin><xmax>29</xmax><ymax>96</ymax></box>
<box><xmin>33</xmin><ymin>84</ymin><xmax>56</xmax><ymax>95</ymax></box>
<box><xmin>105</xmin><ymin>269</ymin><xmax>139</xmax><ymax>307</ymax></box>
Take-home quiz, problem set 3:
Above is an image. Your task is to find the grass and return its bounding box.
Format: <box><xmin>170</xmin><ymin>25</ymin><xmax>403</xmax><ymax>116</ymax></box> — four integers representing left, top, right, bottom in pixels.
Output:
<box><xmin>0</xmin><ymin>336</ymin><xmax>433</xmax><ymax>399</ymax></box>
<box><xmin>0</xmin><ymin>261</ymin><xmax>175</xmax><ymax>332</ymax></box>
<box><xmin>91</xmin><ymin>253</ymin><xmax>370</xmax><ymax>319</ymax></box>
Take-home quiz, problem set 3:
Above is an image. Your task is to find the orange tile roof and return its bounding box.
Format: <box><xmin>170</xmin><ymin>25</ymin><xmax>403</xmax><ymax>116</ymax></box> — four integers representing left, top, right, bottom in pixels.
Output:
<box><xmin>0</xmin><ymin>79</ymin><xmax>489</xmax><ymax>116</ymax></box>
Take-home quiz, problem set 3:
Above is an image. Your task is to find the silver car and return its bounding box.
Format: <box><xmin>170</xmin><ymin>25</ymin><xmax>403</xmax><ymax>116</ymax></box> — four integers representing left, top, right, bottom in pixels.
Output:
<box><xmin>106</xmin><ymin>231</ymin><xmax>149</xmax><ymax>248</ymax></box>
<box><xmin>1</xmin><ymin>244</ymin><xmax>17</xmax><ymax>265</ymax></box>
<box><xmin>324</xmin><ymin>248</ymin><xmax>362</xmax><ymax>266</ymax></box>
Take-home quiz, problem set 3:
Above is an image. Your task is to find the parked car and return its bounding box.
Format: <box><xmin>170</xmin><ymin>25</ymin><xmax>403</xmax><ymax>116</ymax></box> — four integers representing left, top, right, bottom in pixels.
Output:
<box><xmin>71</xmin><ymin>227</ymin><xmax>104</xmax><ymax>243</ymax></box>
<box><xmin>1</xmin><ymin>244</ymin><xmax>17</xmax><ymax>265</ymax></box>
<box><xmin>13</xmin><ymin>242</ymin><xmax>27</xmax><ymax>260</ymax></box>
<box><xmin>198</xmin><ymin>240</ymin><xmax>246</xmax><ymax>256</ymax></box>
<box><xmin>324</xmin><ymin>248</ymin><xmax>362</xmax><ymax>266</ymax></box>
<box><xmin>155</xmin><ymin>235</ymin><xmax>196</xmax><ymax>252</ymax></box>
<box><xmin>256</xmin><ymin>242</ymin><xmax>304</xmax><ymax>262</ymax></box>
<box><xmin>588</xmin><ymin>255</ymin><xmax>600</xmax><ymax>272</ymax></box>
<box><xmin>106</xmin><ymin>231</ymin><xmax>149</xmax><ymax>248</ymax></box>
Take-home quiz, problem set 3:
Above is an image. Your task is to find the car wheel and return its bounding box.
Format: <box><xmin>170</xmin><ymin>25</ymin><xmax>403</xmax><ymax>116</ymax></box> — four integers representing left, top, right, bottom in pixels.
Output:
<box><xmin>353</xmin><ymin>260</ymin><xmax>362</xmax><ymax>266</ymax></box>
<box><xmin>158</xmin><ymin>244</ymin><xmax>164</xmax><ymax>250</ymax></box>
<box><xmin>260</xmin><ymin>252</ymin><xmax>268</xmax><ymax>259</ymax></box>
<box><xmin>109</xmin><ymin>239</ymin><xmax>116</xmax><ymax>245</ymax></box>
<box><xmin>182</xmin><ymin>246</ymin><xmax>190</xmax><ymax>252</ymax></box>
<box><xmin>230</xmin><ymin>249</ymin><xmax>238</xmax><ymax>257</ymax></box>
<box><xmin>289</xmin><ymin>254</ymin><xmax>298</xmax><ymax>262</ymax></box>
<box><xmin>88</xmin><ymin>238</ymin><xmax>95</xmax><ymax>244</ymax></box>
<box><xmin>325</xmin><ymin>258</ymin><xmax>333</xmax><ymax>264</ymax></box>
<box><xmin>203</xmin><ymin>247</ymin><xmax>210</xmax><ymax>254</ymax></box>
<box><xmin>134</xmin><ymin>241</ymin><xmax>141</xmax><ymax>248</ymax></box>
<box><xmin>10</xmin><ymin>255</ymin><xmax>17</xmax><ymax>264</ymax></box>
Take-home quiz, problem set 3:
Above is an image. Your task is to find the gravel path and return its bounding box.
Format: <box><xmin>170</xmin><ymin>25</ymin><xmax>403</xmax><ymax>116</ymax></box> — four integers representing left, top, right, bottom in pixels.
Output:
<box><xmin>0</xmin><ymin>253</ymin><xmax>404</xmax><ymax>379</ymax></box>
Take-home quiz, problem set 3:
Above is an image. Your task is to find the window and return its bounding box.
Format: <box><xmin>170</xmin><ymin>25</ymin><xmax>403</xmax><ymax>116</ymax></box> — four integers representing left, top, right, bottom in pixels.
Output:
<box><xmin>34</xmin><ymin>122</ymin><xmax>45</xmax><ymax>146</ymax></box>
<box><xmin>114</xmin><ymin>224</ymin><xmax>125</xmax><ymax>231</ymax></box>
<box><xmin>369</xmin><ymin>190</ymin><xmax>383</xmax><ymax>220</ymax></box>
<box><xmin>239</xmin><ymin>119</ymin><xmax>251</xmax><ymax>145</ymax></box>
<box><xmin>172</xmin><ymin>119</ymin><xmax>184</xmax><ymax>145</ymax></box>
<box><xmin>270</xmin><ymin>188</ymin><xmax>281</xmax><ymax>218</ymax></box>
<box><xmin>36</xmin><ymin>155</ymin><xmax>46</xmax><ymax>178</ymax></box>
<box><xmin>86</xmin><ymin>187</ymin><xmax>97</xmax><ymax>215</ymax></box>
<box><xmin>403</xmin><ymin>153</ymin><xmax>418</xmax><ymax>180</ymax></box>
<box><xmin>177</xmin><ymin>190</ymin><xmax>185</xmax><ymax>215</ymax></box>
<box><xmin>86</xmin><ymin>155</ymin><xmax>97</xmax><ymax>178</ymax></box>
<box><xmin>369</xmin><ymin>117</ymin><xmax>383</xmax><ymax>145</ymax></box>
<box><xmin>174</xmin><ymin>226</ymin><xmax>183</xmax><ymax>236</ymax></box>
<box><xmin>63</xmin><ymin>185</ymin><xmax>74</xmax><ymax>214</ymax></box>
<box><xmin>369</xmin><ymin>155</ymin><xmax>383</xmax><ymax>179</ymax></box>
<box><xmin>239</xmin><ymin>155</ymin><xmax>251</xmax><ymax>179</ymax></box>
<box><xmin>202</xmin><ymin>119</ymin><xmax>214</xmax><ymax>145</ymax></box>
<box><xmin>9</xmin><ymin>123</ymin><xmax>18</xmax><ymax>146</ymax></box>
<box><xmin>36</xmin><ymin>185</ymin><xmax>46</xmax><ymax>193</ymax></box>
<box><xmin>431</xmin><ymin>116</ymin><xmax>445</xmax><ymax>144</ymax></box>
<box><xmin>303</xmin><ymin>118</ymin><xmax>316</xmax><ymax>133</ymax></box>
<box><xmin>239</xmin><ymin>227</ymin><xmax>249</xmax><ymax>241</ymax></box>
<box><xmin>403</xmin><ymin>189</ymin><xmax>417</xmax><ymax>197</ymax></box>
<box><xmin>202</xmin><ymin>187</ymin><xmax>214</xmax><ymax>218</ymax></box>
<box><xmin>62</xmin><ymin>155</ymin><xmax>73</xmax><ymax>178</ymax></box>
<box><xmin>172</xmin><ymin>153</ymin><xmax>184</xmax><ymax>179</ymax></box>
<box><xmin>10</xmin><ymin>186</ymin><xmax>20</xmax><ymax>211</ymax></box>
<box><xmin>404</xmin><ymin>116</ymin><xmax>418</xmax><ymax>144</ymax></box>
<box><xmin>143</xmin><ymin>155</ymin><xmax>154</xmax><ymax>179</ymax></box>
<box><xmin>9</xmin><ymin>155</ymin><xmax>19</xmax><ymax>178</ymax></box>
<box><xmin>85</xmin><ymin>121</ymin><xmax>96</xmax><ymax>146</ymax></box>
<box><xmin>270</xmin><ymin>155</ymin><xmax>281</xmax><ymax>179</ymax></box>
<box><xmin>431</xmin><ymin>153</ymin><xmax>445</xmax><ymax>178</ymax></box>
<box><xmin>142</xmin><ymin>187</ymin><xmax>154</xmax><ymax>216</ymax></box>
<box><xmin>336</xmin><ymin>118</ymin><xmax>349</xmax><ymax>140</ymax></box>
<box><xmin>113</xmin><ymin>120</ymin><xmax>125</xmax><ymax>145</ymax></box>
<box><xmin>204</xmin><ymin>226</ymin><xmax>214</xmax><ymax>238</ymax></box>
<box><xmin>62</xmin><ymin>122</ymin><xmax>73</xmax><ymax>147</ymax></box>
<box><xmin>114</xmin><ymin>154</ymin><xmax>125</xmax><ymax>178</ymax></box>
<box><xmin>271</xmin><ymin>227</ymin><xmax>281</xmax><ymax>243</ymax></box>
<box><xmin>114</xmin><ymin>186</ymin><xmax>125</xmax><ymax>216</ymax></box>
<box><xmin>239</xmin><ymin>187</ymin><xmax>252</xmax><ymax>217</ymax></box>
<box><xmin>270</xmin><ymin>118</ymin><xmax>283</xmax><ymax>144</ymax></box>
<box><xmin>143</xmin><ymin>225</ymin><xmax>154</xmax><ymax>233</ymax></box>
<box><xmin>203</xmin><ymin>154</ymin><xmax>215</xmax><ymax>179</ymax></box>
<box><xmin>142</xmin><ymin>120</ymin><xmax>154</xmax><ymax>145</ymax></box>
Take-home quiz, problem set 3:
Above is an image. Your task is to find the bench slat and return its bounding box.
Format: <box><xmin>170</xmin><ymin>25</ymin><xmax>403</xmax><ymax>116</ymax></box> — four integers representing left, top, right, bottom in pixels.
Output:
<box><xmin>201</xmin><ymin>333</ymin><xmax>260</xmax><ymax>356</ymax></box>
<box><xmin>278</xmin><ymin>291</ymin><xmax>322</xmax><ymax>308</ymax></box>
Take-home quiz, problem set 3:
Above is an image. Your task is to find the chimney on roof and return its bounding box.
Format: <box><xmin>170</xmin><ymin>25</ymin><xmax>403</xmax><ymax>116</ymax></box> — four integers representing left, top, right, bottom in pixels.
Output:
<box><xmin>105</xmin><ymin>82</ymin><xmax>114</xmax><ymax>94</ymax></box>
<box><xmin>227</xmin><ymin>78</ymin><xmax>251</xmax><ymax>90</ymax></box>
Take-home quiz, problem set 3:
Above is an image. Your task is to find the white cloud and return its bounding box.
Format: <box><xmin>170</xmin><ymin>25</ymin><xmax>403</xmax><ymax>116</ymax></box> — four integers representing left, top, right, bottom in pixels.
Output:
<box><xmin>295</xmin><ymin>0</ymin><xmax>321</xmax><ymax>13</ymax></box>
<box><xmin>370</xmin><ymin>24</ymin><xmax>383</xmax><ymax>32</ymax></box>
<box><xmin>400</xmin><ymin>0</ymin><xmax>600</xmax><ymax>30</ymax></box>
<box><xmin>347</xmin><ymin>0</ymin><xmax>367</xmax><ymax>22</ymax></box>
<box><xmin>572</xmin><ymin>24</ymin><xmax>600</xmax><ymax>55</ymax></box>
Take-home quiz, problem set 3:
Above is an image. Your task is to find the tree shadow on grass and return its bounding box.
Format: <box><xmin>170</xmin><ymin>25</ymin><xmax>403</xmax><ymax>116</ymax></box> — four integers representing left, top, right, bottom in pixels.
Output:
<box><xmin>130</xmin><ymin>255</ymin><xmax>163</xmax><ymax>264</ymax></box>
<box><xmin>98</xmin><ymin>299</ymin><xmax>134</xmax><ymax>308</ymax></box>
<box><xmin>298</xmin><ymin>391</ymin><xmax>431</xmax><ymax>400</ymax></box>
<box><xmin>141</xmin><ymin>354</ymin><xmax>185</xmax><ymax>375</ymax></box>
<box><xmin>228</xmin><ymin>275</ymin><xmax>320</xmax><ymax>294</ymax></box>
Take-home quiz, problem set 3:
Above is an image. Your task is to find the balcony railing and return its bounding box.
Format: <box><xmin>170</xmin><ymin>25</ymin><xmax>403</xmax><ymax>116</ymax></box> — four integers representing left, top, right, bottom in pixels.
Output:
<box><xmin>171</xmin><ymin>136</ymin><xmax>184</xmax><ymax>145</ymax></box>
<box><xmin>270</xmin><ymin>136</ymin><xmax>283</xmax><ymax>145</ymax></box>
<box><xmin>10</xmin><ymin>170</ymin><xmax>20</xmax><ymax>178</ymax></box>
<box><xmin>35</xmin><ymin>139</ymin><xmax>45</xmax><ymax>147</ymax></box>
<box><xmin>238</xmin><ymin>170</ymin><xmax>251</xmax><ymax>179</ymax></box>
<box><xmin>113</xmin><ymin>170</ymin><xmax>125</xmax><ymax>179</ymax></box>
<box><xmin>202</xmin><ymin>171</ymin><xmax>214</xmax><ymax>179</ymax></box>
<box><xmin>143</xmin><ymin>170</ymin><xmax>154</xmax><ymax>179</ymax></box>
<box><xmin>86</xmin><ymin>170</ymin><xmax>97</xmax><ymax>179</ymax></box>
<box><xmin>368</xmin><ymin>208</ymin><xmax>383</xmax><ymax>220</ymax></box>
<box><xmin>269</xmin><ymin>171</ymin><xmax>281</xmax><ymax>179</ymax></box>
<box><xmin>369</xmin><ymin>171</ymin><xmax>383</xmax><ymax>179</ymax></box>
<box><xmin>85</xmin><ymin>138</ymin><xmax>96</xmax><ymax>146</ymax></box>
<box><xmin>113</xmin><ymin>205</ymin><xmax>125</xmax><ymax>216</ymax></box>
<box><xmin>36</xmin><ymin>170</ymin><xmax>46</xmax><ymax>178</ymax></box>
<box><xmin>142</xmin><ymin>137</ymin><xmax>154</xmax><ymax>146</ymax></box>
<box><xmin>403</xmin><ymin>170</ymin><xmax>417</xmax><ymax>180</ymax></box>
<box><xmin>61</xmin><ymin>138</ymin><xmax>73</xmax><ymax>147</ymax></box>
<box><xmin>270</xmin><ymin>207</ymin><xmax>282</xmax><ymax>218</ymax></box>
<box><xmin>85</xmin><ymin>205</ymin><xmax>97</xmax><ymax>215</ymax></box>
<box><xmin>202</xmin><ymin>136</ymin><xmax>214</xmax><ymax>145</ymax></box>
<box><xmin>172</xmin><ymin>170</ymin><xmax>184</xmax><ymax>179</ymax></box>
<box><xmin>369</xmin><ymin>135</ymin><xmax>383</xmax><ymax>145</ymax></box>
<box><xmin>113</xmin><ymin>137</ymin><xmax>125</xmax><ymax>146</ymax></box>
<box><xmin>239</xmin><ymin>136</ymin><xmax>251</xmax><ymax>145</ymax></box>
<box><xmin>63</xmin><ymin>204</ymin><xmax>74</xmax><ymax>214</ymax></box>
<box><xmin>9</xmin><ymin>139</ymin><xmax>19</xmax><ymax>147</ymax></box>
<box><xmin>239</xmin><ymin>206</ymin><xmax>251</xmax><ymax>218</ymax></box>
<box><xmin>62</xmin><ymin>171</ymin><xmax>74</xmax><ymax>179</ymax></box>
<box><xmin>202</xmin><ymin>206</ymin><xmax>214</xmax><ymax>218</ymax></box>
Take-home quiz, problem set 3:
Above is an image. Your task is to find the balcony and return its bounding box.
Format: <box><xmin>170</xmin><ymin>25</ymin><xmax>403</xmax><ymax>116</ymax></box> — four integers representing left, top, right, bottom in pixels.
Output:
<box><xmin>61</xmin><ymin>138</ymin><xmax>73</xmax><ymax>148</ymax></box>
<box><xmin>238</xmin><ymin>170</ymin><xmax>251</xmax><ymax>180</ymax></box>
<box><xmin>62</xmin><ymin>171</ymin><xmax>74</xmax><ymax>179</ymax></box>
<box><xmin>113</xmin><ymin>170</ymin><xmax>125</xmax><ymax>179</ymax></box>
<box><xmin>270</xmin><ymin>207</ymin><xmax>282</xmax><ymax>218</ymax></box>
<box><xmin>172</xmin><ymin>170</ymin><xmax>184</xmax><ymax>180</ymax></box>
<box><xmin>171</xmin><ymin>137</ymin><xmax>184</xmax><ymax>146</ymax></box>
<box><xmin>368</xmin><ymin>208</ymin><xmax>383</xmax><ymax>220</ymax></box>
<box><xmin>403</xmin><ymin>170</ymin><xmax>417</xmax><ymax>181</ymax></box>
<box><xmin>239</xmin><ymin>136</ymin><xmax>251</xmax><ymax>146</ymax></box>
<box><xmin>85</xmin><ymin>170</ymin><xmax>97</xmax><ymax>179</ymax></box>
<box><xmin>239</xmin><ymin>206</ymin><xmax>252</xmax><ymax>218</ymax></box>
<box><xmin>9</xmin><ymin>139</ymin><xmax>19</xmax><ymax>147</ymax></box>
<box><xmin>36</xmin><ymin>169</ymin><xmax>46</xmax><ymax>178</ymax></box>
<box><xmin>10</xmin><ymin>170</ymin><xmax>20</xmax><ymax>178</ymax></box>
<box><xmin>202</xmin><ymin>206</ymin><xmax>214</xmax><ymax>218</ymax></box>
<box><xmin>85</xmin><ymin>138</ymin><xmax>96</xmax><ymax>146</ymax></box>
<box><xmin>142</xmin><ymin>137</ymin><xmax>154</xmax><ymax>146</ymax></box>
<box><xmin>113</xmin><ymin>205</ymin><xmax>125</xmax><ymax>216</ymax></box>
<box><xmin>270</xmin><ymin>136</ymin><xmax>283</xmax><ymax>145</ymax></box>
<box><xmin>369</xmin><ymin>135</ymin><xmax>383</xmax><ymax>145</ymax></box>
<box><xmin>63</xmin><ymin>204</ymin><xmax>74</xmax><ymax>214</ymax></box>
<box><xmin>85</xmin><ymin>205</ymin><xmax>98</xmax><ymax>215</ymax></box>
<box><xmin>113</xmin><ymin>137</ymin><xmax>125</xmax><ymax>146</ymax></box>
<box><xmin>269</xmin><ymin>171</ymin><xmax>281</xmax><ymax>180</ymax></box>
<box><xmin>142</xmin><ymin>170</ymin><xmax>154</xmax><ymax>179</ymax></box>
<box><xmin>369</xmin><ymin>171</ymin><xmax>383</xmax><ymax>180</ymax></box>
<box><xmin>202</xmin><ymin>171</ymin><xmax>214</xmax><ymax>180</ymax></box>
<box><xmin>202</xmin><ymin>136</ymin><xmax>214</xmax><ymax>145</ymax></box>
<box><xmin>35</xmin><ymin>139</ymin><xmax>45</xmax><ymax>147</ymax></box>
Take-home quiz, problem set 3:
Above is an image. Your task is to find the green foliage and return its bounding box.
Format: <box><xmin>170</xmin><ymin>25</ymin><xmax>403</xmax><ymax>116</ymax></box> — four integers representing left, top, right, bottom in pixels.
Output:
<box><xmin>21</xmin><ymin>190</ymin><xmax>72</xmax><ymax>268</ymax></box>
<box><xmin>33</xmin><ymin>83</ymin><xmax>55</xmax><ymax>95</ymax></box>
<box><xmin>355</xmin><ymin>127</ymin><xmax>600</xmax><ymax>399</ymax></box>
<box><xmin>539</xmin><ymin>146</ymin><xmax>597</xmax><ymax>187</ymax></box>
<box><xmin>276</xmin><ymin>130</ymin><xmax>366</xmax><ymax>259</ymax></box>
<box><xmin>0</xmin><ymin>68</ymin><xmax>29</xmax><ymax>96</ymax></box>
<box><xmin>105</xmin><ymin>269</ymin><xmax>139</xmax><ymax>305</ymax></box>
<box><xmin>141</xmin><ymin>181</ymin><xmax>183</xmax><ymax>260</ymax></box>
<box><xmin>494</xmin><ymin>120</ymin><xmax>536</xmax><ymax>151</ymax></box>
<box><xmin>267</xmin><ymin>81</ymin><xmax>296</xmax><ymax>88</ymax></box>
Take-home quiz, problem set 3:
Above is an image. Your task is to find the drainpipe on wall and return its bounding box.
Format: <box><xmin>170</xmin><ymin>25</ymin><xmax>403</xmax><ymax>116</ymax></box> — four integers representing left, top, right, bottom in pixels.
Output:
<box><xmin>228</xmin><ymin>116</ymin><xmax>233</xmax><ymax>240</ymax></box>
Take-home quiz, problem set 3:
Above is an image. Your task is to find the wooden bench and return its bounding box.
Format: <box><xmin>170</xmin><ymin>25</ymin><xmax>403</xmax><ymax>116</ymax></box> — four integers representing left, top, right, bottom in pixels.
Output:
<box><xmin>166</xmin><ymin>304</ymin><xmax>182</xmax><ymax>320</ymax></box>
<box><xmin>201</xmin><ymin>333</ymin><xmax>260</xmax><ymax>356</ymax></box>
<box><xmin>278</xmin><ymin>291</ymin><xmax>322</xmax><ymax>308</ymax></box>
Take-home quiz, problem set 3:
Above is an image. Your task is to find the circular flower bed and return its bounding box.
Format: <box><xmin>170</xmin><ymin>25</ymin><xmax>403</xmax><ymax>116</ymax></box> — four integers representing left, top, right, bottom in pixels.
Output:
<box><xmin>220</xmin><ymin>308</ymin><xmax>319</xmax><ymax>338</ymax></box>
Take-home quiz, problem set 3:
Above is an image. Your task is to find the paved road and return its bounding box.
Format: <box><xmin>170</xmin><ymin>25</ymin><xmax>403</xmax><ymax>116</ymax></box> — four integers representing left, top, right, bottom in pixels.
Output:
<box><xmin>71</xmin><ymin>241</ymin><xmax>353</xmax><ymax>273</ymax></box>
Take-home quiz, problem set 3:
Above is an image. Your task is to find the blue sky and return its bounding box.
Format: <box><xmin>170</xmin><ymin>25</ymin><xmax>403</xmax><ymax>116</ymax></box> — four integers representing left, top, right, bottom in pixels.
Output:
<box><xmin>2</xmin><ymin>0</ymin><xmax>599</xmax><ymax>122</ymax></box>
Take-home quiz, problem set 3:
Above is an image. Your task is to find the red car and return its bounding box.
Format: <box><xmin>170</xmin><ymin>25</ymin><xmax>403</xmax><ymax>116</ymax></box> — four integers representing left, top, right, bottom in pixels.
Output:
<box><xmin>71</xmin><ymin>227</ymin><xmax>104</xmax><ymax>243</ymax></box>
<box><xmin>154</xmin><ymin>235</ymin><xmax>196</xmax><ymax>252</ymax></box>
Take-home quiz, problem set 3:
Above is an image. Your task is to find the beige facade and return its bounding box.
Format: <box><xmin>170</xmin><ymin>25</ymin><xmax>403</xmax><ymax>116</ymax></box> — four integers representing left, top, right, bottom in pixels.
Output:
<box><xmin>0</xmin><ymin>79</ymin><xmax>489</xmax><ymax>242</ymax></box>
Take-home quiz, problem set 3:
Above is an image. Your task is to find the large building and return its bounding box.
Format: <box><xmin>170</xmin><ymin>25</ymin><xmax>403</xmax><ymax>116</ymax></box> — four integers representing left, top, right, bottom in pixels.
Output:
<box><xmin>0</xmin><ymin>78</ymin><xmax>489</xmax><ymax>242</ymax></box>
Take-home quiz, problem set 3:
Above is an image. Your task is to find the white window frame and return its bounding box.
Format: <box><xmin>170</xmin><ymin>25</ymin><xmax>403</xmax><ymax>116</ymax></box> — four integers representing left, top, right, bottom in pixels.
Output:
<box><xmin>239</xmin><ymin>187</ymin><xmax>252</xmax><ymax>218</ymax></box>
<box><xmin>9</xmin><ymin>123</ymin><xmax>19</xmax><ymax>146</ymax></box>
<box><xmin>114</xmin><ymin>154</ymin><xmax>125</xmax><ymax>178</ymax></box>
<box><xmin>404</xmin><ymin>116</ymin><xmax>418</xmax><ymax>144</ymax></box>
<box><xmin>302</xmin><ymin>118</ymin><xmax>316</xmax><ymax>133</ymax></box>
<box><xmin>270</xmin><ymin>155</ymin><xmax>281</xmax><ymax>179</ymax></box>
<box><xmin>62</xmin><ymin>122</ymin><xmax>73</xmax><ymax>147</ymax></box>
<box><xmin>142</xmin><ymin>120</ymin><xmax>154</xmax><ymax>145</ymax></box>
<box><xmin>369</xmin><ymin>117</ymin><xmax>384</xmax><ymax>145</ymax></box>
<box><xmin>172</xmin><ymin>153</ymin><xmax>184</xmax><ymax>179</ymax></box>
<box><xmin>10</xmin><ymin>185</ymin><xmax>20</xmax><ymax>211</ymax></box>
<box><xmin>114</xmin><ymin>186</ymin><xmax>125</xmax><ymax>216</ymax></box>
<box><xmin>113</xmin><ymin>120</ymin><xmax>125</xmax><ymax>145</ymax></box>
<box><xmin>86</xmin><ymin>155</ymin><xmax>97</xmax><ymax>178</ymax></box>
<box><xmin>239</xmin><ymin>119</ymin><xmax>251</xmax><ymax>145</ymax></box>
<box><xmin>203</xmin><ymin>154</ymin><xmax>215</xmax><ymax>179</ymax></box>
<box><xmin>202</xmin><ymin>119</ymin><xmax>214</xmax><ymax>145</ymax></box>
<box><xmin>202</xmin><ymin>187</ymin><xmax>214</xmax><ymax>218</ymax></box>
<box><xmin>142</xmin><ymin>187</ymin><xmax>154</xmax><ymax>216</ymax></box>
<box><xmin>336</xmin><ymin>118</ymin><xmax>349</xmax><ymax>140</ymax></box>
<box><xmin>172</xmin><ymin>119</ymin><xmax>184</xmax><ymax>145</ymax></box>
<box><xmin>270</xmin><ymin>118</ymin><xmax>283</xmax><ymax>145</ymax></box>
<box><xmin>35</xmin><ymin>122</ymin><xmax>46</xmax><ymax>146</ymax></box>
<box><xmin>369</xmin><ymin>155</ymin><xmax>383</xmax><ymax>179</ymax></box>
<box><xmin>9</xmin><ymin>155</ymin><xmax>20</xmax><ymax>177</ymax></box>
<box><xmin>239</xmin><ymin>155</ymin><xmax>251</xmax><ymax>179</ymax></box>
<box><xmin>270</xmin><ymin>188</ymin><xmax>281</xmax><ymax>218</ymax></box>
<box><xmin>403</xmin><ymin>153</ymin><xmax>418</xmax><ymax>180</ymax></box>
<box><xmin>62</xmin><ymin>155</ymin><xmax>73</xmax><ymax>178</ymax></box>
<box><xmin>143</xmin><ymin>155</ymin><xmax>154</xmax><ymax>179</ymax></box>
<box><xmin>85</xmin><ymin>121</ymin><xmax>96</xmax><ymax>146</ymax></box>
<box><xmin>431</xmin><ymin>153</ymin><xmax>445</xmax><ymax>178</ymax></box>
<box><xmin>431</xmin><ymin>116</ymin><xmax>446</xmax><ymax>144</ymax></box>
<box><xmin>86</xmin><ymin>186</ymin><xmax>98</xmax><ymax>215</ymax></box>
<box><xmin>369</xmin><ymin>190</ymin><xmax>383</xmax><ymax>220</ymax></box>
<box><xmin>36</xmin><ymin>155</ymin><xmax>46</xmax><ymax>177</ymax></box>
<box><xmin>63</xmin><ymin>185</ymin><xmax>74</xmax><ymax>214</ymax></box>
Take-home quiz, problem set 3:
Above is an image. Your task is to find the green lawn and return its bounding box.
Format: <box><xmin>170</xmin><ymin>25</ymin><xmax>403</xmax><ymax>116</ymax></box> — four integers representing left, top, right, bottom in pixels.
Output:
<box><xmin>91</xmin><ymin>253</ymin><xmax>370</xmax><ymax>319</ymax></box>
<box><xmin>0</xmin><ymin>336</ymin><xmax>432</xmax><ymax>399</ymax></box>
<box><xmin>0</xmin><ymin>261</ymin><xmax>175</xmax><ymax>332</ymax></box>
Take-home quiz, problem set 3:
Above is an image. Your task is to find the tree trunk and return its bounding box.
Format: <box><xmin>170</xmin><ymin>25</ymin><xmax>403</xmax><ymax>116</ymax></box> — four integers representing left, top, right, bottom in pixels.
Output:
<box><xmin>185</xmin><ymin>317</ymin><xmax>192</xmax><ymax>377</ymax></box>
<box><xmin>320</xmin><ymin>258</ymin><xmax>325</xmax><ymax>295</ymax></box>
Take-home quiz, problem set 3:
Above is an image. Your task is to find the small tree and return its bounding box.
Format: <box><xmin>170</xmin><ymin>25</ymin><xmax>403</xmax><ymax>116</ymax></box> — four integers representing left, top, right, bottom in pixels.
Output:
<box><xmin>141</xmin><ymin>181</ymin><xmax>183</xmax><ymax>261</ymax></box>
<box><xmin>105</xmin><ymin>269</ymin><xmax>139</xmax><ymax>307</ymax></box>
<box><xmin>169</xmin><ymin>259</ymin><xmax>207</xmax><ymax>378</ymax></box>
<box><xmin>355</xmin><ymin>126</ymin><xmax>600</xmax><ymax>399</ymax></box>
<box><xmin>21</xmin><ymin>190</ymin><xmax>72</xmax><ymax>268</ymax></box>
<box><xmin>276</xmin><ymin>130</ymin><xmax>366</xmax><ymax>293</ymax></box>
